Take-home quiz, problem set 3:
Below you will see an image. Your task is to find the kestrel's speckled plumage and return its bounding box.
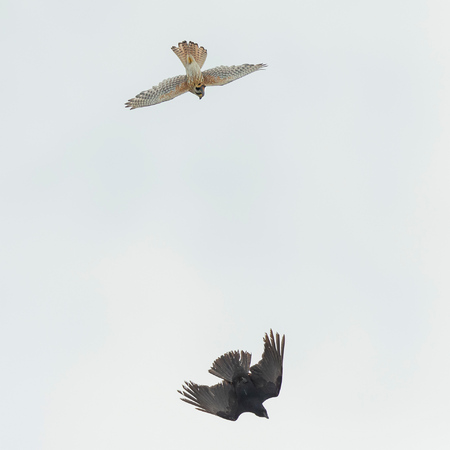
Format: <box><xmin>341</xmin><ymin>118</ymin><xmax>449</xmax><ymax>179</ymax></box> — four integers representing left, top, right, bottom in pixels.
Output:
<box><xmin>125</xmin><ymin>41</ymin><xmax>266</xmax><ymax>109</ymax></box>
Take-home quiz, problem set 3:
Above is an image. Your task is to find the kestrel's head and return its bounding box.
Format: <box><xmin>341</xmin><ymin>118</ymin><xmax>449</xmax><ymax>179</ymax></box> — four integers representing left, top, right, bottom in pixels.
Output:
<box><xmin>194</xmin><ymin>83</ymin><xmax>205</xmax><ymax>100</ymax></box>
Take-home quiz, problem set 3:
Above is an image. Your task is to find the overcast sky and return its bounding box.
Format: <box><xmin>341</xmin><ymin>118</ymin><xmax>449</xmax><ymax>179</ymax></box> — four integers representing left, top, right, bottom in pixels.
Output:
<box><xmin>1</xmin><ymin>0</ymin><xmax>450</xmax><ymax>449</ymax></box>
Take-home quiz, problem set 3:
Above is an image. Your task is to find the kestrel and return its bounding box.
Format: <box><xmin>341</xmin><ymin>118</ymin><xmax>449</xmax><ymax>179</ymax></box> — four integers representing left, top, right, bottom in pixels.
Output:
<box><xmin>125</xmin><ymin>41</ymin><xmax>266</xmax><ymax>109</ymax></box>
<box><xmin>178</xmin><ymin>330</ymin><xmax>285</xmax><ymax>421</ymax></box>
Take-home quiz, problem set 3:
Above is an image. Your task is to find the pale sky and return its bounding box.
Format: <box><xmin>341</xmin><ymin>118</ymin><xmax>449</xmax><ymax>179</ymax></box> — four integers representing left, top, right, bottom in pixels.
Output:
<box><xmin>1</xmin><ymin>0</ymin><xmax>450</xmax><ymax>449</ymax></box>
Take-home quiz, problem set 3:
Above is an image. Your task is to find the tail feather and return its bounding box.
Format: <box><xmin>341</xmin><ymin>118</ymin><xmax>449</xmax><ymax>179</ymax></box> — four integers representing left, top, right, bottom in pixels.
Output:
<box><xmin>209</xmin><ymin>350</ymin><xmax>251</xmax><ymax>382</ymax></box>
<box><xmin>171</xmin><ymin>41</ymin><xmax>207</xmax><ymax>69</ymax></box>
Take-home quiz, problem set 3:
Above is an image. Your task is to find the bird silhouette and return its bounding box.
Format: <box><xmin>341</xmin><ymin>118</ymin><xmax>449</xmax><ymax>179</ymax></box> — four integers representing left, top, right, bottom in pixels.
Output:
<box><xmin>178</xmin><ymin>330</ymin><xmax>285</xmax><ymax>421</ymax></box>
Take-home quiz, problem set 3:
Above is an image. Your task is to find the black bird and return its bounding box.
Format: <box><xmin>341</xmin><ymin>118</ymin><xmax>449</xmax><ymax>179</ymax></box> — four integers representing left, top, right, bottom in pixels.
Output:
<box><xmin>178</xmin><ymin>330</ymin><xmax>285</xmax><ymax>421</ymax></box>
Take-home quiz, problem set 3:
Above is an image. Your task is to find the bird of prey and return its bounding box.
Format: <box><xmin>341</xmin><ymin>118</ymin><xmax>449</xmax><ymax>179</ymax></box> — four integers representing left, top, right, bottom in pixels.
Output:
<box><xmin>125</xmin><ymin>41</ymin><xmax>266</xmax><ymax>109</ymax></box>
<box><xmin>178</xmin><ymin>330</ymin><xmax>285</xmax><ymax>421</ymax></box>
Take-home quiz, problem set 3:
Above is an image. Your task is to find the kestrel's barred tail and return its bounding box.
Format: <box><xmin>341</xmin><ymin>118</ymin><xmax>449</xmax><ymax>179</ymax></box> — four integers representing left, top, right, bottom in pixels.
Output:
<box><xmin>125</xmin><ymin>41</ymin><xmax>266</xmax><ymax>109</ymax></box>
<box><xmin>171</xmin><ymin>41</ymin><xmax>208</xmax><ymax>69</ymax></box>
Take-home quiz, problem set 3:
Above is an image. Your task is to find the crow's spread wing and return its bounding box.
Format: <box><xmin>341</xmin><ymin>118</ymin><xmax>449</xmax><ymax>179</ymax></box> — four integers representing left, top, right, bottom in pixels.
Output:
<box><xmin>178</xmin><ymin>381</ymin><xmax>239</xmax><ymax>421</ymax></box>
<box><xmin>249</xmin><ymin>330</ymin><xmax>285</xmax><ymax>401</ymax></box>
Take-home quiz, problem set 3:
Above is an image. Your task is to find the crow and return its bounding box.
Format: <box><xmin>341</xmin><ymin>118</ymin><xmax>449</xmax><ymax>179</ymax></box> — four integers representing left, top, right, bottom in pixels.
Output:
<box><xmin>178</xmin><ymin>330</ymin><xmax>285</xmax><ymax>421</ymax></box>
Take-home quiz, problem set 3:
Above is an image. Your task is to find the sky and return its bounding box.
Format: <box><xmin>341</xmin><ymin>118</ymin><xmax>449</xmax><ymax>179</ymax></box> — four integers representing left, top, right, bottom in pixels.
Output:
<box><xmin>1</xmin><ymin>0</ymin><xmax>450</xmax><ymax>448</ymax></box>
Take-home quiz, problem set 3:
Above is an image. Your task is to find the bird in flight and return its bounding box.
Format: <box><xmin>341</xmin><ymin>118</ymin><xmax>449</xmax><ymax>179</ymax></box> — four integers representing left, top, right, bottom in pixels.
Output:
<box><xmin>178</xmin><ymin>330</ymin><xmax>285</xmax><ymax>421</ymax></box>
<box><xmin>125</xmin><ymin>41</ymin><xmax>266</xmax><ymax>109</ymax></box>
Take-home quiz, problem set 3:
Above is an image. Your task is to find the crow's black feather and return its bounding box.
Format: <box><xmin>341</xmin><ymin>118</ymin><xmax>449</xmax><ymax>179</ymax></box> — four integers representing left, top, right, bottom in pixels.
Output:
<box><xmin>178</xmin><ymin>330</ymin><xmax>285</xmax><ymax>421</ymax></box>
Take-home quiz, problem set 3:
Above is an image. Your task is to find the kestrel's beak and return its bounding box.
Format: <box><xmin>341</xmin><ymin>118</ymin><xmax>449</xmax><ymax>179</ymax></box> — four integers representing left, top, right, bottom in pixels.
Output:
<box><xmin>198</xmin><ymin>85</ymin><xmax>205</xmax><ymax>99</ymax></box>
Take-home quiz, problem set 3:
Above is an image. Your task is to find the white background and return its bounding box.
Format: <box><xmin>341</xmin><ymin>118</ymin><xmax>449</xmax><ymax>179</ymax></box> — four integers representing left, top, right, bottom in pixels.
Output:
<box><xmin>1</xmin><ymin>0</ymin><xmax>449</xmax><ymax>448</ymax></box>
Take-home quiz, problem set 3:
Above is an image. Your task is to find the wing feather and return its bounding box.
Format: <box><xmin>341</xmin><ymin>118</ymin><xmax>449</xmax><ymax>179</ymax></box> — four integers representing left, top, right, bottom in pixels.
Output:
<box><xmin>202</xmin><ymin>63</ymin><xmax>267</xmax><ymax>87</ymax></box>
<box><xmin>249</xmin><ymin>330</ymin><xmax>285</xmax><ymax>401</ymax></box>
<box><xmin>178</xmin><ymin>381</ymin><xmax>239</xmax><ymax>421</ymax></box>
<box><xmin>125</xmin><ymin>75</ymin><xmax>189</xmax><ymax>109</ymax></box>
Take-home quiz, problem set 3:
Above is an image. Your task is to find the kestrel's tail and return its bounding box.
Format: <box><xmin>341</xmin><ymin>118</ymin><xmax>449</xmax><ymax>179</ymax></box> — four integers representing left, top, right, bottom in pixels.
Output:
<box><xmin>171</xmin><ymin>41</ymin><xmax>207</xmax><ymax>69</ymax></box>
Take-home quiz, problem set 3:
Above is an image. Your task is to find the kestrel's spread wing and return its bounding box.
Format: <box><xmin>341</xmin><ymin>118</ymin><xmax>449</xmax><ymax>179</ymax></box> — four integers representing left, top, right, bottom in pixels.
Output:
<box><xmin>202</xmin><ymin>64</ymin><xmax>267</xmax><ymax>86</ymax></box>
<box><xmin>125</xmin><ymin>75</ymin><xmax>189</xmax><ymax>109</ymax></box>
<box><xmin>125</xmin><ymin>41</ymin><xmax>266</xmax><ymax>109</ymax></box>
